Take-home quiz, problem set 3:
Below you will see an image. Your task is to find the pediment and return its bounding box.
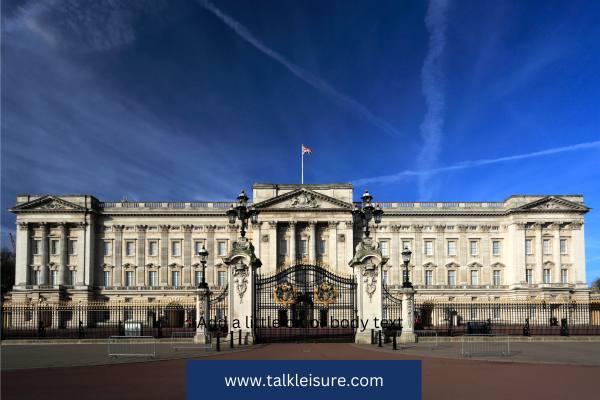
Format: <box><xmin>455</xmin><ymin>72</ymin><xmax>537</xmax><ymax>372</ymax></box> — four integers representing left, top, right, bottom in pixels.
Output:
<box><xmin>513</xmin><ymin>196</ymin><xmax>589</xmax><ymax>213</ymax></box>
<box><xmin>423</xmin><ymin>262</ymin><xmax>437</xmax><ymax>269</ymax></box>
<box><xmin>11</xmin><ymin>196</ymin><xmax>86</xmax><ymax>213</ymax></box>
<box><xmin>253</xmin><ymin>188</ymin><xmax>353</xmax><ymax>210</ymax></box>
<box><xmin>445</xmin><ymin>262</ymin><xmax>460</xmax><ymax>269</ymax></box>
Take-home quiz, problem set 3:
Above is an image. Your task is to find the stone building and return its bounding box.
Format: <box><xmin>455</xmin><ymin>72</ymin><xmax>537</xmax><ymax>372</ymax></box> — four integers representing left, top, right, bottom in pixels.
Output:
<box><xmin>8</xmin><ymin>183</ymin><xmax>591</xmax><ymax>304</ymax></box>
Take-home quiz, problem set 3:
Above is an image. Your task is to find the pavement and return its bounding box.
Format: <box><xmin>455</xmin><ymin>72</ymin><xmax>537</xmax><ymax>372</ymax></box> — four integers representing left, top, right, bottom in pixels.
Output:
<box><xmin>2</xmin><ymin>342</ymin><xmax>599</xmax><ymax>400</ymax></box>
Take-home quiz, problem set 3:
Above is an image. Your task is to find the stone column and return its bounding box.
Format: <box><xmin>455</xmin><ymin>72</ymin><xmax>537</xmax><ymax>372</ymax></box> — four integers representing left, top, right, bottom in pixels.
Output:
<box><xmin>308</xmin><ymin>221</ymin><xmax>317</xmax><ymax>264</ymax></box>
<box><xmin>535</xmin><ymin>223</ymin><xmax>544</xmax><ymax>283</ymax></box>
<box><xmin>289</xmin><ymin>221</ymin><xmax>297</xmax><ymax>265</ymax></box>
<box><xmin>160</xmin><ymin>225</ymin><xmax>170</xmax><ymax>286</ymax></box>
<box><xmin>345</xmin><ymin>221</ymin><xmax>354</xmax><ymax>265</ymax></box>
<box><xmin>552</xmin><ymin>223</ymin><xmax>561</xmax><ymax>284</ymax></box>
<box><xmin>137</xmin><ymin>225</ymin><xmax>147</xmax><ymax>287</ymax></box>
<box><xmin>205</xmin><ymin>225</ymin><xmax>216</xmax><ymax>285</ymax></box>
<box><xmin>400</xmin><ymin>287</ymin><xmax>416</xmax><ymax>343</ymax></box>
<box><xmin>113</xmin><ymin>225</ymin><xmax>124</xmax><ymax>286</ymax></box>
<box><xmin>571</xmin><ymin>222</ymin><xmax>586</xmax><ymax>285</ymax></box>
<box><xmin>268</xmin><ymin>222</ymin><xmax>277</xmax><ymax>273</ymax></box>
<box><xmin>413</xmin><ymin>225</ymin><xmax>423</xmax><ymax>282</ymax></box>
<box><xmin>39</xmin><ymin>222</ymin><xmax>49</xmax><ymax>285</ymax></box>
<box><xmin>390</xmin><ymin>225</ymin><xmax>400</xmax><ymax>285</ymax></box>
<box><xmin>252</xmin><ymin>222</ymin><xmax>262</xmax><ymax>260</ymax></box>
<box><xmin>183</xmin><ymin>225</ymin><xmax>193</xmax><ymax>286</ymax></box>
<box><xmin>328</xmin><ymin>222</ymin><xmax>338</xmax><ymax>271</ymax></box>
<box><xmin>58</xmin><ymin>222</ymin><xmax>69</xmax><ymax>285</ymax></box>
<box><xmin>513</xmin><ymin>223</ymin><xmax>526</xmax><ymax>285</ymax></box>
<box><xmin>15</xmin><ymin>222</ymin><xmax>30</xmax><ymax>287</ymax></box>
<box><xmin>76</xmin><ymin>222</ymin><xmax>87</xmax><ymax>286</ymax></box>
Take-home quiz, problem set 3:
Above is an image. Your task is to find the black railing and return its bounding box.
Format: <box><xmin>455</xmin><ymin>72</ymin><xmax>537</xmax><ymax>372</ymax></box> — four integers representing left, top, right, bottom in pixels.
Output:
<box><xmin>414</xmin><ymin>301</ymin><xmax>600</xmax><ymax>336</ymax></box>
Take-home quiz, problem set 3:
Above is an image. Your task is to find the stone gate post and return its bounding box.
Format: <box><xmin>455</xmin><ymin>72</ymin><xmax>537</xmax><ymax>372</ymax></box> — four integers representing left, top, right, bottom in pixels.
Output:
<box><xmin>222</xmin><ymin>237</ymin><xmax>261</xmax><ymax>344</ymax></box>
<box><xmin>349</xmin><ymin>237</ymin><xmax>387</xmax><ymax>344</ymax></box>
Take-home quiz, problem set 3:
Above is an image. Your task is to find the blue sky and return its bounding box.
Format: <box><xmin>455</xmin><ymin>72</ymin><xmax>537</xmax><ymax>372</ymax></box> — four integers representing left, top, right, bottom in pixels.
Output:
<box><xmin>1</xmin><ymin>0</ymin><xmax>599</xmax><ymax>283</ymax></box>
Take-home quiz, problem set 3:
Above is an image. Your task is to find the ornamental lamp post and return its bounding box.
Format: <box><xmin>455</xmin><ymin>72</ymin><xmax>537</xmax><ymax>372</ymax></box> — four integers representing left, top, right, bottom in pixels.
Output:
<box><xmin>401</xmin><ymin>247</ymin><xmax>413</xmax><ymax>288</ymax></box>
<box><xmin>197</xmin><ymin>244</ymin><xmax>209</xmax><ymax>289</ymax></box>
<box><xmin>352</xmin><ymin>189</ymin><xmax>384</xmax><ymax>238</ymax></box>
<box><xmin>226</xmin><ymin>190</ymin><xmax>259</xmax><ymax>238</ymax></box>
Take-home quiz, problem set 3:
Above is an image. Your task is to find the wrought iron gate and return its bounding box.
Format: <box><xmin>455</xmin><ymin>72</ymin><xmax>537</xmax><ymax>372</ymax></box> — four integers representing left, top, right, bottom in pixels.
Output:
<box><xmin>382</xmin><ymin>283</ymin><xmax>402</xmax><ymax>329</ymax></box>
<box><xmin>254</xmin><ymin>264</ymin><xmax>357</xmax><ymax>343</ymax></box>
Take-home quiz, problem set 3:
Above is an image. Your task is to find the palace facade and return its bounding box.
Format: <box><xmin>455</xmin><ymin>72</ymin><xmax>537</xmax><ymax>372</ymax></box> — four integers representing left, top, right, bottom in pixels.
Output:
<box><xmin>8</xmin><ymin>183</ymin><xmax>591</xmax><ymax>304</ymax></box>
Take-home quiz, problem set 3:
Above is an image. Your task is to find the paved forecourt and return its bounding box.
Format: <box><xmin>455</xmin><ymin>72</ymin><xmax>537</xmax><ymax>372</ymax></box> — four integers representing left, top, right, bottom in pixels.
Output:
<box><xmin>2</xmin><ymin>343</ymin><xmax>598</xmax><ymax>400</ymax></box>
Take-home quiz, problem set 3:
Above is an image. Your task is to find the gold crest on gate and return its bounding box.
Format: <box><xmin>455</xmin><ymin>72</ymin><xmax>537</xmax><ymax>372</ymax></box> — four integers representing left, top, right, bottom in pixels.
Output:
<box><xmin>273</xmin><ymin>281</ymin><xmax>296</xmax><ymax>306</ymax></box>
<box><xmin>314</xmin><ymin>281</ymin><xmax>337</xmax><ymax>306</ymax></box>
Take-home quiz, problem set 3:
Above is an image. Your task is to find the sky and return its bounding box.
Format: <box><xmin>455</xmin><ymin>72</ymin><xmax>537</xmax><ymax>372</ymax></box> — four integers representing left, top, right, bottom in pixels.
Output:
<box><xmin>1</xmin><ymin>0</ymin><xmax>599</xmax><ymax>284</ymax></box>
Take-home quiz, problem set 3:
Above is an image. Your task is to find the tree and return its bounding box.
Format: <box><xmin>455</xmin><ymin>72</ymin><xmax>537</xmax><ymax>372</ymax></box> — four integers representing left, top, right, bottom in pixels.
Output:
<box><xmin>591</xmin><ymin>277</ymin><xmax>600</xmax><ymax>292</ymax></box>
<box><xmin>1</xmin><ymin>249</ymin><xmax>15</xmax><ymax>296</ymax></box>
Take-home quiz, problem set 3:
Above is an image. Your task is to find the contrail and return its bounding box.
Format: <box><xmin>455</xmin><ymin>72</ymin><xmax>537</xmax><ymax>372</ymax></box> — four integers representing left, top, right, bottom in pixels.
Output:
<box><xmin>352</xmin><ymin>140</ymin><xmax>600</xmax><ymax>185</ymax></box>
<box><xmin>417</xmin><ymin>0</ymin><xmax>449</xmax><ymax>198</ymax></box>
<box><xmin>197</xmin><ymin>0</ymin><xmax>402</xmax><ymax>137</ymax></box>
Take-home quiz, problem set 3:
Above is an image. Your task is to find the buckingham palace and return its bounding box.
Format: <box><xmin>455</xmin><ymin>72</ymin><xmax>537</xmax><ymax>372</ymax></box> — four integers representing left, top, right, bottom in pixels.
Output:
<box><xmin>8</xmin><ymin>182</ymin><xmax>590</xmax><ymax>305</ymax></box>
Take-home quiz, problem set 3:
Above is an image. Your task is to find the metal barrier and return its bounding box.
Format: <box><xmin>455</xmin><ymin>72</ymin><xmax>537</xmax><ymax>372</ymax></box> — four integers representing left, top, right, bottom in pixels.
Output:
<box><xmin>414</xmin><ymin>330</ymin><xmax>439</xmax><ymax>349</ymax></box>
<box><xmin>461</xmin><ymin>334</ymin><xmax>510</xmax><ymax>357</ymax></box>
<box><xmin>107</xmin><ymin>336</ymin><xmax>156</xmax><ymax>358</ymax></box>
<box><xmin>170</xmin><ymin>331</ymin><xmax>211</xmax><ymax>351</ymax></box>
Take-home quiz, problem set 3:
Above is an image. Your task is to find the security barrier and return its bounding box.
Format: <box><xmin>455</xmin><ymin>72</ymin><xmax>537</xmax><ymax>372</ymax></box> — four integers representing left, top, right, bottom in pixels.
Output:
<box><xmin>460</xmin><ymin>334</ymin><xmax>510</xmax><ymax>357</ymax></box>
<box><xmin>107</xmin><ymin>336</ymin><xmax>156</xmax><ymax>358</ymax></box>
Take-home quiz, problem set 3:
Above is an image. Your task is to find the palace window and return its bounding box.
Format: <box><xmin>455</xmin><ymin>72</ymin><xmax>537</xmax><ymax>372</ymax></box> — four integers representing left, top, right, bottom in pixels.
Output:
<box><xmin>543</xmin><ymin>239</ymin><xmax>551</xmax><ymax>255</ymax></box>
<box><xmin>51</xmin><ymin>270</ymin><xmax>58</xmax><ymax>286</ymax></box>
<box><xmin>51</xmin><ymin>240</ymin><xmax>59</xmax><ymax>255</ymax></box>
<box><xmin>148</xmin><ymin>240</ymin><xmax>159</xmax><ymax>257</ymax></box>
<box><xmin>318</xmin><ymin>239</ymin><xmax>327</xmax><ymax>255</ymax></box>
<box><xmin>492</xmin><ymin>306</ymin><xmax>500</xmax><ymax>320</ymax></box>
<box><xmin>525</xmin><ymin>239</ymin><xmax>533</xmax><ymax>255</ymax></box>
<box><xmin>561</xmin><ymin>269</ymin><xmax>568</xmax><ymax>284</ymax></box>
<box><xmin>560</xmin><ymin>239</ymin><xmax>568</xmax><ymax>254</ymax></box>
<box><xmin>125</xmin><ymin>271</ymin><xmax>134</xmax><ymax>287</ymax></box>
<box><xmin>543</xmin><ymin>269</ymin><xmax>551</xmax><ymax>284</ymax></box>
<box><xmin>68</xmin><ymin>240</ymin><xmax>77</xmax><ymax>255</ymax></box>
<box><xmin>123</xmin><ymin>309</ymin><xmax>133</xmax><ymax>322</ymax></box>
<box><xmin>103</xmin><ymin>271</ymin><xmax>112</xmax><ymax>287</ymax></box>
<box><xmin>171</xmin><ymin>241</ymin><xmax>181</xmax><ymax>257</ymax></box>
<box><xmin>217</xmin><ymin>271</ymin><xmax>227</xmax><ymax>287</ymax></box>
<box><xmin>195</xmin><ymin>270</ymin><xmax>204</xmax><ymax>286</ymax></box>
<box><xmin>70</xmin><ymin>270</ymin><xmax>77</xmax><ymax>285</ymax></box>
<box><xmin>148</xmin><ymin>271</ymin><xmax>158</xmax><ymax>287</ymax></box>
<box><xmin>447</xmin><ymin>270</ymin><xmax>456</xmax><ymax>286</ymax></box>
<box><xmin>194</xmin><ymin>240</ymin><xmax>204</xmax><ymax>255</ymax></box>
<box><xmin>469</xmin><ymin>240</ymin><xmax>479</xmax><ymax>256</ymax></box>
<box><xmin>492</xmin><ymin>240</ymin><xmax>501</xmax><ymax>256</ymax></box>
<box><xmin>103</xmin><ymin>241</ymin><xmax>112</xmax><ymax>256</ymax></box>
<box><xmin>425</xmin><ymin>270</ymin><xmax>433</xmax><ymax>286</ymax></box>
<box><xmin>298</xmin><ymin>240</ymin><xmax>308</xmax><ymax>256</ymax></box>
<box><xmin>278</xmin><ymin>239</ymin><xmax>288</xmax><ymax>255</ymax></box>
<box><xmin>526</xmin><ymin>269</ymin><xmax>533</xmax><ymax>284</ymax></box>
<box><xmin>33</xmin><ymin>239</ymin><xmax>41</xmax><ymax>255</ymax></box>
<box><xmin>470</xmin><ymin>270</ymin><xmax>479</xmax><ymax>285</ymax></box>
<box><xmin>125</xmin><ymin>241</ymin><xmax>136</xmax><ymax>257</ymax></box>
<box><xmin>424</xmin><ymin>240</ymin><xmax>434</xmax><ymax>256</ymax></box>
<box><xmin>447</xmin><ymin>240</ymin><xmax>456</xmax><ymax>256</ymax></box>
<box><xmin>382</xmin><ymin>270</ymin><xmax>388</xmax><ymax>285</ymax></box>
<box><xmin>492</xmin><ymin>270</ymin><xmax>501</xmax><ymax>286</ymax></box>
<box><xmin>379</xmin><ymin>241</ymin><xmax>389</xmax><ymax>257</ymax></box>
<box><xmin>171</xmin><ymin>271</ymin><xmax>180</xmax><ymax>288</ymax></box>
<box><xmin>402</xmin><ymin>240</ymin><xmax>411</xmax><ymax>251</ymax></box>
<box><xmin>217</xmin><ymin>241</ymin><xmax>227</xmax><ymax>256</ymax></box>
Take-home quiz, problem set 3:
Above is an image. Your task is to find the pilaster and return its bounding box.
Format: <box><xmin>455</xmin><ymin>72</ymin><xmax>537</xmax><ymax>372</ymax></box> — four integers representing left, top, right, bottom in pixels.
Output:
<box><xmin>113</xmin><ymin>225</ymin><xmax>124</xmax><ymax>286</ymax></box>
<box><xmin>39</xmin><ymin>222</ymin><xmax>49</xmax><ymax>285</ymax></box>
<box><xmin>160</xmin><ymin>225</ymin><xmax>170</xmax><ymax>286</ymax></box>
<box><xmin>58</xmin><ymin>222</ymin><xmax>68</xmax><ymax>285</ymax></box>
<box><xmin>137</xmin><ymin>225</ymin><xmax>147</xmax><ymax>287</ymax></box>
<box><xmin>308</xmin><ymin>221</ymin><xmax>316</xmax><ymax>264</ymax></box>
<box><xmin>14</xmin><ymin>222</ymin><xmax>30</xmax><ymax>287</ymax></box>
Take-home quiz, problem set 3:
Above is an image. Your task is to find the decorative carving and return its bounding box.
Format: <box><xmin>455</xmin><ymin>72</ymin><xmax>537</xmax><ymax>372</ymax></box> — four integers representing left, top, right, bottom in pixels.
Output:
<box><xmin>273</xmin><ymin>281</ymin><xmax>296</xmax><ymax>306</ymax></box>
<box><xmin>445</xmin><ymin>262</ymin><xmax>460</xmax><ymax>269</ymax></box>
<box><xmin>479</xmin><ymin>224</ymin><xmax>492</xmax><ymax>232</ymax></box>
<box><xmin>289</xmin><ymin>192</ymin><xmax>319</xmax><ymax>208</ymax></box>
<box><xmin>113</xmin><ymin>224</ymin><xmax>125</xmax><ymax>232</ymax></box>
<box><xmin>136</xmin><ymin>225</ymin><xmax>148</xmax><ymax>232</ymax></box>
<box><xmin>232</xmin><ymin>260</ymin><xmax>248</xmax><ymax>303</ymax></box>
<box><xmin>468</xmin><ymin>262</ymin><xmax>483</xmax><ymax>269</ymax></box>
<box><xmin>38</xmin><ymin>200</ymin><xmax>68</xmax><ymax>210</ymax></box>
<box><xmin>338</xmin><ymin>234</ymin><xmax>345</xmax><ymax>242</ymax></box>
<box><xmin>314</xmin><ymin>281</ymin><xmax>337</xmax><ymax>305</ymax></box>
<box><xmin>159</xmin><ymin>225</ymin><xmax>171</xmax><ymax>232</ymax></box>
<box><xmin>412</xmin><ymin>224</ymin><xmax>424</xmax><ymax>232</ymax></box>
<box><xmin>570</xmin><ymin>222</ymin><xmax>583</xmax><ymax>230</ymax></box>
<box><xmin>362</xmin><ymin>259</ymin><xmax>379</xmax><ymax>300</ymax></box>
<box><xmin>17</xmin><ymin>222</ymin><xmax>29</xmax><ymax>230</ymax></box>
<box><xmin>457</xmin><ymin>224</ymin><xmax>468</xmax><ymax>232</ymax></box>
<box><xmin>434</xmin><ymin>225</ymin><xmax>446</xmax><ymax>232</ymax></box>
<box><xmin>328</xmin><ymin>221</ymin><xmax>338</xmax><ymax>229</ymax></box>
<box><xmin>182</xmin><ymin>225</ymin><xmax>194</xmax><ymax>233</ymax></box>
<box><xmin>261</xmin><ymin>234</ymin><xmax>269</xmax><ymax>242</ymax></box>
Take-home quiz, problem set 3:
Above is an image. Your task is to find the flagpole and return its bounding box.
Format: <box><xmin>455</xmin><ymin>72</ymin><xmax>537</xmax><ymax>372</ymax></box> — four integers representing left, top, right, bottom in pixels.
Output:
<box><xmin>301</xmin><ymin>145</ymin><xmax>304</xmax><ymax>185</ymax></box>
